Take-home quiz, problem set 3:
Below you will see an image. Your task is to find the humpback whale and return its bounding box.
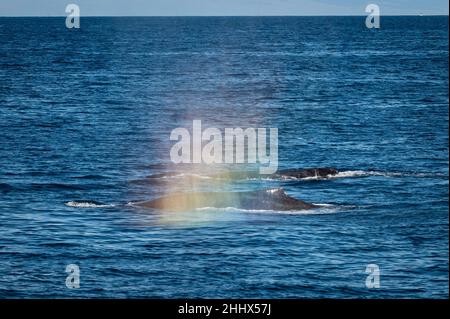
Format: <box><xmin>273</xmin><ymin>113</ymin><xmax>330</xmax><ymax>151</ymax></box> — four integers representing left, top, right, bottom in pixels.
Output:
<box><xmin>276</xmin><ymin>168</ymin><xmax>338</xmax><ymax>179</ymax></box>
<box><xmin>134</xmin><ymin>188</ymin><xmax>317</xmax><ymax>211</ymax></box>
<box><xmin>140</xmin><ymin>167</ymin><xmax>339</xmax><ymax>182</ymax></box>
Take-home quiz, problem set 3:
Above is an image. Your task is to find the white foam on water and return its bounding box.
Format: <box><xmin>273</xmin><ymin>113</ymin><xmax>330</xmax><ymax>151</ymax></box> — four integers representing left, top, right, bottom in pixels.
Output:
<box><xmin>158</xmin><ymin>173</ymin><xmax>213</xmax><ymax>180</ymax></box>
<box><xmin>296</xmin><ymin>175</ymin><xmax>330</xmax><ymax>180</ymax></box>
<box><xmin>331</xmin><ymin>170</ymin><xmax>442</xmax><ymax>179</ymax></box>
<box><xmin>246</xmin><ymin>170</ymin><xmax>389</xmax><ymax>181</ymax></box>
<box><xmin>65</xmin><ymin>201</ymin><xmax>113</xmax><ymax>208</ymax></box>
<box><xmin>333</xmin><ymin>170</ymin><xmax>375</xmax><ymax>178</ymax></box>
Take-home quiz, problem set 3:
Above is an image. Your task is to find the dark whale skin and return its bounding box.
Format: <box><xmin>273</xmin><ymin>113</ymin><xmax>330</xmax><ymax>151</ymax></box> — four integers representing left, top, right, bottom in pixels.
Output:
<box><xmin>134</xmin><ymin>188</ymin><xmax>317</xmax><ymax>211</ymax></box>
<box><xmin>276</xmin><ymin>168</ymin><xmax>338</xmax><ymax>179</ymax></box>
<box><xmin>141</xmin><ymin>167</ymin><xmax>339</xmax><ymax>181</ymax></box>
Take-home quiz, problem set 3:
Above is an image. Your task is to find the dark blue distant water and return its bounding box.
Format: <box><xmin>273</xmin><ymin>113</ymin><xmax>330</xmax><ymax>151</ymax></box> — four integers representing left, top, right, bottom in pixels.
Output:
<box><xmin>0</xmin><ymin>16</ymin><xmax>448</xmax><ymax>298</ymax></box>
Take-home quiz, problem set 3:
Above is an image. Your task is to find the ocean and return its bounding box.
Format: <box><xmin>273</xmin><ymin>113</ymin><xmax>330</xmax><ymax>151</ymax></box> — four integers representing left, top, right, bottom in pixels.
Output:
<box><xmin>0</xmin><ymin>16</ymin><xmax>448</xmax><ymax>298</ymax></box>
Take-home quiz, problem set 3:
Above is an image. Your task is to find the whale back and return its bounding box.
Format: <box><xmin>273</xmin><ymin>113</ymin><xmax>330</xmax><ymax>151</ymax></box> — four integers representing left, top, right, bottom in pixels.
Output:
<box><xmin>135</xmin><ymin>188</ymin><xmax>316</xmax><ymax>211</ymax></box>
<box><xmin>277</xmin><ymin>168</ymin><xmax>338</xmax><ymax>179</ymax></box>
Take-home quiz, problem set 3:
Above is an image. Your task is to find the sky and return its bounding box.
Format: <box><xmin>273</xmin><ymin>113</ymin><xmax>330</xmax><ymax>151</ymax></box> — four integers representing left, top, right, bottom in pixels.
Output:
<box><xmin>0</xmin><ymin>0</ymin><xmax>448</xmax><ymax>16</ymax></box>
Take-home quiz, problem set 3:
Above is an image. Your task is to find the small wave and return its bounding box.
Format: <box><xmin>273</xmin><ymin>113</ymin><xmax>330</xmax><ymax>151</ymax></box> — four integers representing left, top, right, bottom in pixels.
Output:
<box><xmin>32</xmin><ymin>183</ymin><xmax>86</xmax><ymax>191</ymax></box>
<box><xmin>127</xmin><ymin>201</ymin><xmax>145</xmax><ymax>207</ymax></box>
<box><xmin>143</xmin><ymin>172</ymin><xmax>213</xmax><ymax>180</ymax></box>
<box><xmin>0</xmin><ymin>183</ymin><xmax>16</xmax><ymax>192</ymax></box>
<box><xmin>65</xmin><ymin>201</ymin><xmax>113</xmax><ymax>208</ymax></box>
<box><xmin>72</xmin><ymin>174</ymin><xmax>109</xmax><ymax>180</ymax></box>
<box><xmin>160</xmin><ymin>173</ymin><xmax>212</xmax><ymax>180</ymax></box>
<box><xmin>39</xmin><ymin>242</ymin><xmax>79</xmax><ymax>247</ymax></box>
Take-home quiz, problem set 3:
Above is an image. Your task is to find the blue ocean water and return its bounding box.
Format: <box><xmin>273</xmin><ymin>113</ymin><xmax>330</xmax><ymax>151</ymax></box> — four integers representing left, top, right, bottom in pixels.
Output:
<box><xmin>0</xmin><ymin>16</ymin><xmax>448</xmax><ymax>298</ymax></box>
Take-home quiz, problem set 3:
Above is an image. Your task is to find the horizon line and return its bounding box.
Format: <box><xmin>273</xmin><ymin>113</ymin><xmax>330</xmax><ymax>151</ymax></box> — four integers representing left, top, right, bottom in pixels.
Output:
<box><xmin>0</xmin><ymin>14</ymin><xmax>448</xmax><ymax>18</ymax></box>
